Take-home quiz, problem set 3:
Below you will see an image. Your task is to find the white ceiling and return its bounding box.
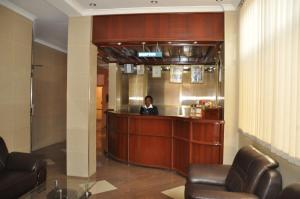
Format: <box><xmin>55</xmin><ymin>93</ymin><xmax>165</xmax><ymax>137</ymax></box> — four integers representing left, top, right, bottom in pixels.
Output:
<box><xmin>0</xmin><ymin>0</ymin><xmax>241</xmax><ymax>53</ymax></box>
<box><xmin>77</xmin><ymin>0</ymin><xmax>240</xmax><ymax>10</ymax></box>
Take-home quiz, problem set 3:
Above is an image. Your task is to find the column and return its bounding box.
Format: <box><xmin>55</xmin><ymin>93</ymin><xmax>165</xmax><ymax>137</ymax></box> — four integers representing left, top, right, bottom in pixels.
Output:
<box><xmin>67</xmin><ymin>16</ymin><xmax>97</xmax><ymax>177</ymax></box>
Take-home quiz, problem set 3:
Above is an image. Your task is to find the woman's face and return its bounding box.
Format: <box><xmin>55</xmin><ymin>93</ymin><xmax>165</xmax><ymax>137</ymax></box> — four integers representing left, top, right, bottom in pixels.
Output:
<box><xmin>145</xmin><ymin>98</ymin><xmax>152</xmax><ymax>107</ymax></box>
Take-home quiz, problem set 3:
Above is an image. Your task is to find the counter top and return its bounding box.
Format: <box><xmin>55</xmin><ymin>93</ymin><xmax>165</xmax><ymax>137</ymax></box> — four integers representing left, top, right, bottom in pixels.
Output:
<box><xmin>109</xmin><ymin>108</ymin><xmax>224</xmax><ymax>121</ymax></box>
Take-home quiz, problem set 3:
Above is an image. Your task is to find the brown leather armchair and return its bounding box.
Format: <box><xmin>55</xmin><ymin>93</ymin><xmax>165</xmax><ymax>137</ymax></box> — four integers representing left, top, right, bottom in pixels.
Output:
<box><xmin>185</xmin><ymin>146</ymin><xmax>282</xmax><ymax>199</ymax></box>
<box><xmin>279</xmin><ymin>183</ymin><xmax>300</xmax><ymax>199</ymax></box>
<box><xmin>0</xmin><ymin>137</ymin><xmax>47</xmax><ymax>199</ymax></box>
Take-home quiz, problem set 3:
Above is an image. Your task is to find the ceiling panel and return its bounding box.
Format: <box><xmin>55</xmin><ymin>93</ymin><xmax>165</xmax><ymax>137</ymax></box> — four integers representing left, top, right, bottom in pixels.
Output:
<box><xmin>76</xmin><ymin>0</ymin><xmax>240</xmax><ymax>9</ymax></box>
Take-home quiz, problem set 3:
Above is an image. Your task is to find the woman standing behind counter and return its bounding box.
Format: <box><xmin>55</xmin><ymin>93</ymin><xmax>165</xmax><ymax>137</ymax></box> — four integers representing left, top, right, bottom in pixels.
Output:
<box><xmin>140</xmin><ymin>95</ymin><xmax>159</xmax><ymax>115</ymax></box>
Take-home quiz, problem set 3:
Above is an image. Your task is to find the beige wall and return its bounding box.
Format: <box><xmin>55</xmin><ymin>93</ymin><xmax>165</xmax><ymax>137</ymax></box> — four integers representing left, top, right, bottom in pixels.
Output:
<box><xmin>0</xmin><ymin>5</ymin><xmax>32</xmax><ymax>152</ymax></box>
<box><xmin>67</xmin><ymin>16</ymin><xmax>97</xmax><ymax>177</ymax></box>
<box><xmin>223</xmin><ymin>11</ymin><xmax>239</xmax><ymax>164</ymax></box>
<box><xmin>31</xmin><ymin>42</ymin><xmax>67</xmax><ymax>151</ymax></box>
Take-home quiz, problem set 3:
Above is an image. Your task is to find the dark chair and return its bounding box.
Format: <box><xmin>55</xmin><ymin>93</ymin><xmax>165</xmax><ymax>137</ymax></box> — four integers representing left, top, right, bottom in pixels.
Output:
<box><xmin>279</xmin><ymin>183</ymin><xmax>300</xmax><ymax>199</ymax></box>
<box><xmin>185</xmin><ymin>145</ymin><xmax>282</xmax><ymax>199</ymax></box>
<box><xmin>0</xmin><ymin>137</ymin><xmax>47</xmax><ymax>199</ymax></box>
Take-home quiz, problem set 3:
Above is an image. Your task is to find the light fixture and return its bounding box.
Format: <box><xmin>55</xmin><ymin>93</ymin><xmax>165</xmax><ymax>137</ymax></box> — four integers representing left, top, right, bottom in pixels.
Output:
<box><xmin>168</xmin><ymin>41</ymin><xmax>172</xmax><ymax>44</ymax></box>
<box><xmin>193</xmin><ymin>41</ymin><xmax>198</xmax><ymax>44</ymax></box>
<box><xmin>89</xmin><ymin>2</ymin><xmax>96</xmax><ymax>7</ymax></box>
<box><xmin>117</xmin><ymin>42</ymin><xmax>122</xmax><ymax>46</ymax></box>
<box><xmin>150</xmin><ymin>0</ymin><xmax>158</xmax><ymax>4</ymax></box>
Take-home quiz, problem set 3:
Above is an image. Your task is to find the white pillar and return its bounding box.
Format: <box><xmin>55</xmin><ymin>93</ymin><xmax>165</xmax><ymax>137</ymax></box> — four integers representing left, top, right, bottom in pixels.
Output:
<box><xmin>224</xmin><ymin>11</ymin><xmax>239</xmax><ymax>164</ymax></box>
<box><xmin>67</xmin><ymin>16</ymin><xmax>97</xmax><ymax>177</ymax></box>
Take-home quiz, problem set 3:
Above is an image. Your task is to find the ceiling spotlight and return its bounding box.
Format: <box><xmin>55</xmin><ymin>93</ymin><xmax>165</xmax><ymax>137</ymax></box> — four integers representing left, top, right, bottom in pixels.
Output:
<box><xmin>193</xmin><ymin>41</ymin><xmax>198</xmax><ymax>44</ymax></box>
<box><xmin>150</xmin><ymin>0</ymin><xmax>158</xmax><ymax>4</ymax></box>
<box><xmin>117</xmin><ymin>42</ymin><xmax>122</xmax><ymax>45</ymax></box>
<box><xmin>89</xmin><ymin>2</ymin><xmax>96</xmax><ymax>7</ymax></box>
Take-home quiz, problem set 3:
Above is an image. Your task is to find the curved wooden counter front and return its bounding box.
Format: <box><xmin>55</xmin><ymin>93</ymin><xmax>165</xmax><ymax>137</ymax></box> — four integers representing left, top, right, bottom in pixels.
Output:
<box><xmin>107</xmin><ymin>112</ymin><xmax>224</xmax><ymax>176</ymax></box>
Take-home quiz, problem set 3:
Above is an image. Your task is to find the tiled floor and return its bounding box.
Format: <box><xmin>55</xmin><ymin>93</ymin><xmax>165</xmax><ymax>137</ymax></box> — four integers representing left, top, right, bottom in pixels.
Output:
<box><xmin>26</xmin><ymin>143</ymin><xmax>186</xmax><ymax>198</ymax></box>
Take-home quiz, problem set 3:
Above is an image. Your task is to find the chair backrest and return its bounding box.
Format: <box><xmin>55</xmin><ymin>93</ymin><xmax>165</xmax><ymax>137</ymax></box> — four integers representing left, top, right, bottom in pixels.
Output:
<box><xmin>225</xmin><ymin>145</ymin><xmax>279</xmax><ymax>193</ymax></box>
<box><xmin>279</xmin><ymin>183</ymin><xmax>300</xmax><ymax>199</ymax></box>
<box><xmin>254</xmin><ymin>169</ymin><xmax>282</xmax><ymax>199</ymax></box>
<box><xmin>0</xmin><ymin>137</ymin><xmax>9</xmax><ymax>171</ymax></box>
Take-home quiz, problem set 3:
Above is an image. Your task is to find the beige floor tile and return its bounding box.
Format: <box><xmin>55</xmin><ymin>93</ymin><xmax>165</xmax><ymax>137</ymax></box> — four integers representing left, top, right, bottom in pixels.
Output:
<box><xmin>162</xmin><ymin>186</ymin><xmax>185</xmax><ymax>199</ymax></box>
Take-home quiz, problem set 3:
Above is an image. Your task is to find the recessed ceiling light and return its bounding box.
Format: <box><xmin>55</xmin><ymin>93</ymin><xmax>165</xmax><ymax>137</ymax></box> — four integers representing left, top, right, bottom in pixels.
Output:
<box><xmin>89</xmin><ymin>2</ymin><xmax>96</xmax><ymax>7</ymax></box>
<box><xmin>150</xmin><ymin>0</ymin><xmax>158</xmax><ymax>4</ymax></box>
<box><xmin>117</xmin><ymin>42</ymin><xmax>122</xmax><ymax>45</ymax></box>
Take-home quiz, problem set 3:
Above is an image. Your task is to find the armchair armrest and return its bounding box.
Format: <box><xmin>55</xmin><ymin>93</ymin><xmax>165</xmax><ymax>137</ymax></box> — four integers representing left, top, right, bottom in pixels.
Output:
<box><xmin>6</xmin><ymin>152</ymin><xmax>38</xmax><ymax>172</ymax></box>
<box><xmin>188</xmin><ymin>190</ymin><xmax>259</xmax><ymax>199</ymax></box>
<box><xmin>188</xmin><ymin>164</ymin><xmax>231</xmax><ymax>185</ymax></box>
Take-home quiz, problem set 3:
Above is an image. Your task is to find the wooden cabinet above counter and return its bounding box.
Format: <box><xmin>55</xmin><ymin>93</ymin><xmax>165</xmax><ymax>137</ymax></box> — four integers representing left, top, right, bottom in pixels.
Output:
<box><xmin>107</xmin><ymin>112</ymin><xmax>224</xmax><ymax>176</ymax></box>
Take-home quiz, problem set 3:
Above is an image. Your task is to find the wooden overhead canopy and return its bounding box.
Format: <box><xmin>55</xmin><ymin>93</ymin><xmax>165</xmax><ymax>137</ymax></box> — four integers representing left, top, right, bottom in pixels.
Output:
<box><xmin>92</xmin><ymin>13</ymin><xmax>224</xmax><ymax>44</ymax></box>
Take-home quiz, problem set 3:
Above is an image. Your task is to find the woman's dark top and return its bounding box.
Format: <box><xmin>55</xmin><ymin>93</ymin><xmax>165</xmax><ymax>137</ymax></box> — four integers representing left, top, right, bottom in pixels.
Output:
<box><xmin>139</xmin><ymin>105</ymin><xmax>159</xmax><ymax>115</ymax></box>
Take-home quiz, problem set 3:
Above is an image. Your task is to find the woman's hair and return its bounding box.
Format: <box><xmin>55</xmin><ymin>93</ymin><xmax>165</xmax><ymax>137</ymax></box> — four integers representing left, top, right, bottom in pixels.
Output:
<box><xmin>144</xmin><ymin>95</ymin><xmax>153</xmax><ymax>102</ymax></box>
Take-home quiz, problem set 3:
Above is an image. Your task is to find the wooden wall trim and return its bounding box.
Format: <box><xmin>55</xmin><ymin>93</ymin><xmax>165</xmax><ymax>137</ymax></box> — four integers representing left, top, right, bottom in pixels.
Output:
<box><xmin>93</xmin><ymin>13</ymin><xmax>224</xmax><ymax>44</ymax></box>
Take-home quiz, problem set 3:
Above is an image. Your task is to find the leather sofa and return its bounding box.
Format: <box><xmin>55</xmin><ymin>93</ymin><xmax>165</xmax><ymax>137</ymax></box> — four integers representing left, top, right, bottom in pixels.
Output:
<box><xmin>279</xmin><ymin>183</ymin><xmax>300</xmax><ymax>199</ymax></box>
<box><xmin>185</xmin><ymin>145</ymin><xmax>282</xmax><ymax>199</ymax></box>
<box><xmin>0</xmin><ymin>137</ymin><xmax>47</xmax><ymax>199</ymax></box>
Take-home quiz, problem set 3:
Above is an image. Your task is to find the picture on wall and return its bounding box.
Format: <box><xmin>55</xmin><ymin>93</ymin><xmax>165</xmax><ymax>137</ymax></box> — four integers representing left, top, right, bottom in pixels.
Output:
<box><xmin>191</xmin><ymin>65</ymin><xmax>204</xmax><ymax>83</ymax></box>
<box><xmin>152</xmin><ymin>66</ymin><xmax>162</xmax><ymax>78</ymax></box>
<box><xmin>137</xmin><ymin>65</ymin><xmax>145</xmax><ymax>75</ymax></box>
<box><xmin>170</xmin><ymin>66</ymin><xmax>183</xmax><ymax>83</ymax></box>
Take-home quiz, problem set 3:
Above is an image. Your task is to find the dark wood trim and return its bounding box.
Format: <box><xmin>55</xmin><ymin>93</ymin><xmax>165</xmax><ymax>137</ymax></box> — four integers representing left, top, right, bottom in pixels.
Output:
<box><xmin>93</xmin><ymin>13</ymin><xmax>224</xmax><ymax>44</ymax></box>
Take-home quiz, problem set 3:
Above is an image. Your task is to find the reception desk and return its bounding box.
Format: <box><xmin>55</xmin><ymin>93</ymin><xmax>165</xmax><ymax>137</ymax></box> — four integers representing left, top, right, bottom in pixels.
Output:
<box><xmin>107</xmin><ymin>112</ymin><xmax>224</xmax><ymax>176</ymax></box>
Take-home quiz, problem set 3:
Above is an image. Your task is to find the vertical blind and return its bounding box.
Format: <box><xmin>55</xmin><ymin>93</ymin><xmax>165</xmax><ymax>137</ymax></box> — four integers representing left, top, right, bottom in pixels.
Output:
<box><xmin>239</xmin><ymin>0</ymin><xmax>300</xmax><ymax>164</ymax></box>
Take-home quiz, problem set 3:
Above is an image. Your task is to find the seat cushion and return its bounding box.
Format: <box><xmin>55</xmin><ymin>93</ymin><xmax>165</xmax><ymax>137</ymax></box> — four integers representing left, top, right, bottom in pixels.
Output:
<box><xmin>185</xmin><ymin>182</ymin><xmax>226</xmax><ymax>199</ymax></box>
<box><xmin>225</xmin><ymin>145</ymin><xmax>278</xmax><ymax>193</ymax></box>
<box><xmin>0</xmin><ymin>171</ymin><xmax>37</xmax><ymax>199</ymax></box>
<box><xmin>188</xmin><ymin>164</ymin><xmax>231</xmax><ymax>185</ymax></box>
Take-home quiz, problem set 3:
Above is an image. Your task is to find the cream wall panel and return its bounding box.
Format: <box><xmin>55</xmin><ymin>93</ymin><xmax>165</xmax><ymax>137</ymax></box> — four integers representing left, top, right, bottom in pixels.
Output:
<box><xmin>223</xmin><ymin>11</ymin><xmax>239</xmax><ymax>164</ymax></box>
<box><xmin>31</xmin><ymin>42</ymin><xmax>67</xmax><ymax>151</ymax></box>
<box><xmin>67</xmin><ymin>16</ymin><xmax>96</xmax><ymax>177</ymax></box>
<box><xmin>0</xmin><ymin>5</ymin><xmax>32</xmax><ymax>152</ymax></box>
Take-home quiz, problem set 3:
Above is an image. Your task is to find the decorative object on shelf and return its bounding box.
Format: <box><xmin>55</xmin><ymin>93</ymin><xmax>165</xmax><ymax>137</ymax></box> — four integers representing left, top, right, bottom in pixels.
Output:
<box><xmin>190</xmin><ymin>100</ymin><xmax>206</xmax><ymax>118</ymax></box>
<box><xmin>137</xmin><ymin>65</ymin><xmax>145</xmax><ymax>75</ymax></box>
<box><xmin>152</xmin><ymin>66</ymin><xmax>162</xmax><ymax>78</ymax></box>
<box><xmin>170</xmin><ymin>65</ymin><xmax>183</xmax><ymax>83</ymax></box>
<box><xmin>191</xmin><ymin>65</ymin><xmax>204</xmax><ymax>83</ymax></box>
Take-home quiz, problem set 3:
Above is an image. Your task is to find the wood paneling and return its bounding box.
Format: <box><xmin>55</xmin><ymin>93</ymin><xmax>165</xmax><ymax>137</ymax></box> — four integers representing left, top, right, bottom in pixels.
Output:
<box><xmin>129</xmin><ymin>117</ymin><xmax>172</xmax><ymax>137</ymax></box>
<box><xmin>107</xmin><ymin>112</ymin><xmax>224</xmax><ymax>176</ymax></box>
<box><xmin>191</xmin><ymin>144</ymin><xmax>221</xmax><ymax>164</ymax></box>
<box><xmin>173</xmin><ymin>119</ymin><xmax>190</xmax><ymax>140</ymax></box>
<box><xmin>108</xmin><ymin>114</ymin><xmax>128</xmax><ymax>161</ymax></box>
<box><xmin>129</xmin><ymin>135</ymin><xmax>172</xmax><ymax>168</ymax></box>
<box><xmin>173</xmin><ymin>139</ymin><xmax>189</xmax><ymax>175</ymax></box>
<box><xmin>204</xmin><ymin>107</ymin><xmax>223</xmax><ymax>120</ymax></box>
<box><xmin>129</xmin><ymin>116</ymin><xmax>172</xmax><ymax>168</ymax></box>
<box><xmin>93</xmin><ymin>13</ymin><xmax>224</xmax><ymax>44</ymax></box>
<box><xmin>191</xmin><ymin>121</ymin><xmax>221</xmax><ymax>144</ymax></box>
